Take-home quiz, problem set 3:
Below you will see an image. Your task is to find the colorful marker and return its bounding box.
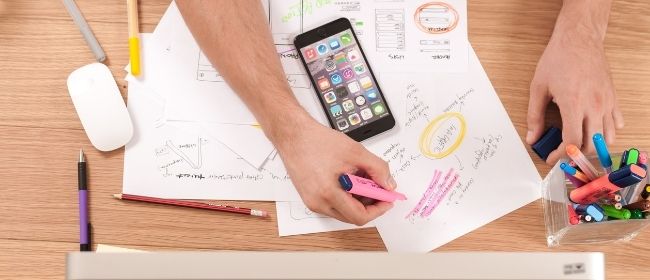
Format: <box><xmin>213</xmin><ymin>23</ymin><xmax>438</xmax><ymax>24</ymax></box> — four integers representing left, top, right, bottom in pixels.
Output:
<box><xmin>574</xmin><ymin>204</ymin><xmax>605</xmax><ymax>222</ymax></box>
<box><xmin>613</xmin><ymin>202</ymin><xmax>623</xmax><ymax>210</ymax></box>
<box><xmin>338</xmin><ymin>174</ymin><xmax>406</xmax><ymax>202</ymax></box>
<box><xmin>623</xmin><ymin>200</ymin><xmax>650</xmax><ymax>211</ymax></box>
<box><xmin>569</xmin><ymin>164</ymin><xmax>646</xmax><ymax>204</ymax></box>
<box><xmin>566</xmin><ymin>145</ymin><xmax>599</xmax><ymax>180</ymax></box>
<box><xmin>560</xmin><ymin>162</ymin><xmax>589</xmax><ymax>183</ymax></box>
<box><xmin>630</xmin><ymin>209</ymin><xmax>645</xmax><ymax>219</ymax></box>
<box><xmin>592</xmin><ymin>133</ymin><xmax>612</xmax><ymax>173</ymax></box>
<box><xmin>626</xmin><ymin>149</ymin><xmax>640</xmax><ymax>166</ymax></box>
<box><xmin>602</xmin><ymin>204</ymin><xmax>631</xmax><ymax>220</ymax></box>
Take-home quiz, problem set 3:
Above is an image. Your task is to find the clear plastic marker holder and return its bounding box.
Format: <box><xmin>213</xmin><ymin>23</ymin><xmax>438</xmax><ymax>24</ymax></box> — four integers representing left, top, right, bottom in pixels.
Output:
<box><xmin>542</xmin><ymin>154</ymin><xmax>650</xmax><ymax>247</ymax></box>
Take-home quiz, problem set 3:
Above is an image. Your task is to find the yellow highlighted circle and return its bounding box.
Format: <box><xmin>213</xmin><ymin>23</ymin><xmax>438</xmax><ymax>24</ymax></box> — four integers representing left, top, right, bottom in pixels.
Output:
<box><xmin>419</xmin><ymin>112</ymin><xmax>466</xmax><ymax>159</ymax></box>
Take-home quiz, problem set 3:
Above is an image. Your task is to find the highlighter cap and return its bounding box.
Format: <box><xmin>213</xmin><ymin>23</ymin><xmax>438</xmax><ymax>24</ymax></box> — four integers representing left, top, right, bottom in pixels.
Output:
<box><xmin>592</xmin><ymin>133</ymin><xmax>612</xmax><ymax>167</ymax></box>
<box><xmin>609</xmin><ymin>164</ymin><xmax>646</xmax><ymax>188</ymax></box>
<box><xmin>338</xmin><ymin>174</ymin><xmax>353</xmax><ymax>191</ymax></box>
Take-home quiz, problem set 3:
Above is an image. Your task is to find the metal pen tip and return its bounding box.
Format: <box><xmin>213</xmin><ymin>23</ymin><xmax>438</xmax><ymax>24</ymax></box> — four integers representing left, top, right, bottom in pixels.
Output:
<box><xmin>79</xmin><ymin>148</ymin><xmax>85</xmax><ymax>162</ymax></box>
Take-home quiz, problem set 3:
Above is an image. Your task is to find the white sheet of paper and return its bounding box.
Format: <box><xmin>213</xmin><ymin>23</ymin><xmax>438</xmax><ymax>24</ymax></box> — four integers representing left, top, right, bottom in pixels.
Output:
<box><xmin>299</xmin><ymin>0</ymin><xmax>469</xmax><ymax>73</ymax></box>
<box><xmin>276</xmin><ymin>201</ymin><xmax>373</xmax><ymax>236</ymax></box>
<box><xmin>123</xmin><ymin>81</ymin><xmax>291</xmax><ymax>200</ymax></box>
<box><xmin>366</xmin><ymin>47</ymin><xmax>541</xmax><ymax>252</ymax></box>
<box><xmin>127</xmin><ymin>35</ymin><xmax>276</xmax><ymax>169</ymax></box>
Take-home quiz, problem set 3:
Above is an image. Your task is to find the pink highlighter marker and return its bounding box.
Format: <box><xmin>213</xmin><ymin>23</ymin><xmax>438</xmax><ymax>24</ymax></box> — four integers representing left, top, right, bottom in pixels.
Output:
<box><xmin>338</xmin><ymin>174</ymin><xmax>406</xmax><ymax>202</ymax></box>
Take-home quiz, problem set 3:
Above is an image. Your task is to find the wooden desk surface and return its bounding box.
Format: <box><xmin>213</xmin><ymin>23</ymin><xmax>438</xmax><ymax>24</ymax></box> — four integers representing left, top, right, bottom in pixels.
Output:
<box><xmin>1</xmin><ymin>0</ymin><xmax>650</xmax><ymax>278</ymax></box>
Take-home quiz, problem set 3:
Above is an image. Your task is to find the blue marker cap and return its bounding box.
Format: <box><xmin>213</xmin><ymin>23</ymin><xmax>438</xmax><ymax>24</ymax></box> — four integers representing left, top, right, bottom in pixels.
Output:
<box><xmin>560</xmin><ymin>162</ymin><xmax>578</xmax><ymax>175</ymax></box>
<box><xmin>532</xmin><ymin>127</ymin><xmax>562</xmax><ymax>161</ymax></box>
<box><xmin>592</xmin><ymin>133</ymin><xmax>612</xmax><ymax>169</ymax></box>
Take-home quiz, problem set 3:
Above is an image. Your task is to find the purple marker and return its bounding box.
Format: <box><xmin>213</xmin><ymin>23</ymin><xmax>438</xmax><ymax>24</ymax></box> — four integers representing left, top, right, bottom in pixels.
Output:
<box><xmin>78</xmin><ymin>149</ymin><xmax>91</xmax><ymax>251</ymax></box>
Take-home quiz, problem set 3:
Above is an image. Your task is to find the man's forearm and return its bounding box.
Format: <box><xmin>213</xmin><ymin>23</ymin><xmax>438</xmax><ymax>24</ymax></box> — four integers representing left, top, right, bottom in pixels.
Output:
<box><xmin>176</xmin><ymin>0</ymin><xmax>311</xmax><ymax>142</ymax></box>
<box><xmin>556</xmin><ymin>0</ymin><xmax>612</xmax><ymax>42</ymax></box>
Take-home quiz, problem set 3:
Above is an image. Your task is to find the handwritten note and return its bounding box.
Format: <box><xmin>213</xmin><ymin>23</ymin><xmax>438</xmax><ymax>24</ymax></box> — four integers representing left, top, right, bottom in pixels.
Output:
<box><xmin>405</xmin><ymin>168</ymin><xmax>460</xmax><ymax>221</ymax></box>
<box><xmin>366</xmin><ymin>47</ymin><xmax>541</xmax><ymax>252</ymax></box>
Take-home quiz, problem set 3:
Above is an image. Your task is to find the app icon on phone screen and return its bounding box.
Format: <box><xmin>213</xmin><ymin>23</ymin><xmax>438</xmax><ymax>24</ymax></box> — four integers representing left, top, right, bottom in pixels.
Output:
<box><xmin>318</xmin><ymin>78</ymin><xmax>331</xmax><ymax>90</ymax></box>
<box><xmin>342</xmin><ymin>100</ymin><xmax>355</xmax><ymax>112</ymax></box>
<box><xmin>360</xmin><ymin>108</ymin><xmax>373</xmax><ymax>120</ymax></box>
<box><xmin>330</xmin><ymin>73</ymin><xmax>343</xmax><ymax>85</ymax></box>
<box><xmin>353</xmin><ymin>63</ymin><xmax>366</xmax><ymax>74</ymax></box>
<box><xmin>347</xmin><ymin>49</ymin><xmax>360</xmax><ymax>61</ymax></box>
<box><xmin>329</xmin><ymin>39</ymin><xmax>340</xmax><ymax>50</ymax></box>
<box><xmin>330</xmin><ymin>104</ymin><xmax>343</xmax><ymax>117</ymax></box>
<box><xmin>335</xmin><ymin>87</ymin><xmax>348</xmax><ymax>98</ymax></box>
<box><xmin>325</xmin><ymin>59</ymin><xmax>336</xmax><ymax>71</ymax></box>
<box><xmin>348</xmin><ymin>113</ymin><xmax>361</xmax><ymax>125</ymax></box>
<box><xmin>372</xmin><ymin>103</ymin><xmax>385</xmax><ymax>115</ymax></box>
<box><xmin>337</xmin><ymin>119</ymin><xmax>349</xmax><ymax>130</ymax></box>
<box><xmin>347</xmin><ymin>81</ymin><xmax>360</xmax><ymax>93</ymax></box>
<box><xmin>305</xmin><ymin>48</ymin><xmax>316</xmax><ymax>60</ymax></box>
<box><xmin>324</xmin><ymin>91</ymin><xmax>336</xmax><ymax>103</ymax></box>
<box><xmin>317</xmin><ymin>44</ymin><xmax>328</xmax><ymax>55</ymax></box>
<box><xmin>355</xmin><ymin>95</ymin><xmax>366</xmax><ymax>106</ymax></box>
<box><xmin>342</xmin><ymin>68</ymin><xmax>354</xmax><ymax>80</ymax></box>
<box><xmin>365</xmin><ymin>89</ymin><xmax>378</xmax><ymax>100</ymax></box>
<box><xmin>340</xmin><ymin>33</ymin><xmax>352</xmax><ymax>45</ymax></box>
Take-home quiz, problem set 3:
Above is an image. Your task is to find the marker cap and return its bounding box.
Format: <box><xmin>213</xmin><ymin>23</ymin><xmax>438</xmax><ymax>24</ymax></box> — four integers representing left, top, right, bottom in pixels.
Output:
<box><xmin>592</xmin><ymin>133</ymin><xmax>612</xmax><ymax>168</ymax></box>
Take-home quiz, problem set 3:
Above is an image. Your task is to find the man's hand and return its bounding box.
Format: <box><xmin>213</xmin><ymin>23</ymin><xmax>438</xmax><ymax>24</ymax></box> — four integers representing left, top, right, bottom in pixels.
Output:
<box><xmin>526</xmin><ymin>0</ymin><xmax>624</xmax><ymax>164</ymax></box>
<box><xmin>272</xmin><ymin>112</ymin><xmax>396</xmax><ymax>226</ymax></box>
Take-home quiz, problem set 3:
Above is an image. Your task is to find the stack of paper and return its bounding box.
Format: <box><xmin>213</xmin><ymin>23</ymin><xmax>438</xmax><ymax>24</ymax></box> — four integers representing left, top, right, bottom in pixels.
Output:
<box><xmin>123</xmin><ymin>0</ymin><xmax>542</xmax><ymax>252</ymax></box>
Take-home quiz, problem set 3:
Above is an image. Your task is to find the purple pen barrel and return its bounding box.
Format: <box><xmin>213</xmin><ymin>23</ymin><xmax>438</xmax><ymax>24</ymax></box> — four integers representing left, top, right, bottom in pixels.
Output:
<box><xmin>79</xmin><ymin>189</ymin><xmax>90</xmax><ymax>251</ymax></box>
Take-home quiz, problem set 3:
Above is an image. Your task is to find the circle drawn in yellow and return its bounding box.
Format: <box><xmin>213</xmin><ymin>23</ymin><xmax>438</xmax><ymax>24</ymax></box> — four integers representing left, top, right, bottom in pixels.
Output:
<box><xmin>418</xmin><ymin>112</ymin><xmax>467</xmax><ymax>159</ymax></box>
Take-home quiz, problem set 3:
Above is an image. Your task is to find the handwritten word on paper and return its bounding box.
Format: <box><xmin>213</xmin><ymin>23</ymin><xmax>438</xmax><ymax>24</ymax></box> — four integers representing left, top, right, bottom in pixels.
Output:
<box><xmin>405</xmin><ymin>168</ymin><xmax>460</xmax><ymax>221</ymax></box>
<box><xmin>419</xmin><ymin>112</ymin><xmax>466</xmax><ymax>159</ymax></box>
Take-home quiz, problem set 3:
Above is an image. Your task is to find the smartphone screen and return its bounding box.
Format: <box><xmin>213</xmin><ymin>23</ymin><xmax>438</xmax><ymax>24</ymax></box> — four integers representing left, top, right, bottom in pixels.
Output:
<box><xmin>298</xmin><ymin>29</ymin><xmax>391</xmax><ymax>134</ymax></box>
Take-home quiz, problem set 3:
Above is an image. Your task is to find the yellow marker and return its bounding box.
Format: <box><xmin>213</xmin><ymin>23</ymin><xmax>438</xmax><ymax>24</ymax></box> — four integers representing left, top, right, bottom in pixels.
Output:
<box><xmin>419</xmin><ymin>112</ymin><xmax>466</xmax><ymax>159</ymax></box>
<box><xmin>127</xmin><ymin>0</ymin><xmax>141</xmax><ymax>76</ymax></box>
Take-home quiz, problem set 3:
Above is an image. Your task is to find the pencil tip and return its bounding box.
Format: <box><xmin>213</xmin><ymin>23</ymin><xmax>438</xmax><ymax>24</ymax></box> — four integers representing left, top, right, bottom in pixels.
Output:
<box><xmin>112</xmin><ymin>194</ymin><xmax>121</xmax><ymax>199</ymax></box>
<box><xmin>79</xmin><ymin>148</ymin><xmax>85</xmax><ymax>162</ymax></box>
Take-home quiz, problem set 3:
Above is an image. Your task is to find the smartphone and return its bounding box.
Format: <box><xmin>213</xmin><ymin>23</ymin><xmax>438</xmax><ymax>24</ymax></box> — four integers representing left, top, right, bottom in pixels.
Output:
<box><xmin>294</xmin><ymin>18</ymin><xmax>395</xmax><ymax>142</ymax></box>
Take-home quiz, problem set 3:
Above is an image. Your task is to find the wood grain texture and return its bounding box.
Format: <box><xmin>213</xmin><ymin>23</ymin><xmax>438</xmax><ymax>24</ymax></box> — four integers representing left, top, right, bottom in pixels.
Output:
<box><xmin>1</xmin><ymin>0</ymin><xmax>650</xmax><ymax>279</ymax></box>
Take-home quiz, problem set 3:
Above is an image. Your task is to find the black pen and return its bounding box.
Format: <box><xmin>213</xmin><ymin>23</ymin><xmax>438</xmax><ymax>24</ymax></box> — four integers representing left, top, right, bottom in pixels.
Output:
<box><xmin>78</xmin><ymin>149</ymin><xmax>91</xmax><ymax>251</ymax></box>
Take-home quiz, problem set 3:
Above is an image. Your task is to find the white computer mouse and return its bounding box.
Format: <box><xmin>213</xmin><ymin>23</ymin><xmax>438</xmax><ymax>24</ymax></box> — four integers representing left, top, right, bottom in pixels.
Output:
<box><xmin>67</xmin><ymin>63</ymin><xmax>133</xmax><ymax>151</ymax></box>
